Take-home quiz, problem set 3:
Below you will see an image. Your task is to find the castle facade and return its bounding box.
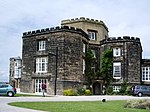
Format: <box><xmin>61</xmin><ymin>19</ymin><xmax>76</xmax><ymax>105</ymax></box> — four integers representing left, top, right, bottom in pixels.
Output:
<box><xmin>19</xmin><ymin>17</ymin><xmax>150</xmax><ymax>95</ymax></box>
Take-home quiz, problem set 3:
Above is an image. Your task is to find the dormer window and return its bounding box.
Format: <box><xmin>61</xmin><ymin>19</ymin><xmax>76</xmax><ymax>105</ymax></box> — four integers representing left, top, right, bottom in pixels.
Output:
<box><xmin>88</xmin><ymin>30</ymin><xmax>97</xmax><ymax>40</ymax></box>
<box><xmin>113</xmin><ymin>47</ymin><xmax>121</xmax><ymax>57</ymax></box>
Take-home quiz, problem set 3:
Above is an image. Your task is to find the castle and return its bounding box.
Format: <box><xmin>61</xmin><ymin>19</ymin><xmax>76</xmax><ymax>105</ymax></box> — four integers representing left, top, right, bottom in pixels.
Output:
<box><xmin>10</xmin><ymin>17</ymin><xmax>150</xmax><ymax>95</ymax></box>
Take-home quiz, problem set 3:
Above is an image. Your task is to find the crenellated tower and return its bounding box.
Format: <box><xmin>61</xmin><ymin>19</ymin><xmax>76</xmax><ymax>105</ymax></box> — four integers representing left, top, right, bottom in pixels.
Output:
<box><xmin>100</xmin><ymin>36</ymin><xmax>142</xmax><ymax>88</ymax></box>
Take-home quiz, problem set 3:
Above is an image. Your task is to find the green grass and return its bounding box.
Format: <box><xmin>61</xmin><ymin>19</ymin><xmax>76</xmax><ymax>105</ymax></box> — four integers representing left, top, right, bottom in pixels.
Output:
<box><xmin>15</xmin><ymin>93</ymin><xmax>50</xmax><ymax>97</ymax></box>
<box><xmin>8</xmin><ymin>100</ymin><xmax>150</xmax><ymax>112</ymax></box>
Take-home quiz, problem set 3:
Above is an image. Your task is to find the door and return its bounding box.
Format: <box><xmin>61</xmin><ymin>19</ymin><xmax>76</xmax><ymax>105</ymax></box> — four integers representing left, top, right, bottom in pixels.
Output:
<box><xmin>35</xmin><ymin>79</ymin><xmax>47</xmax><ymax>93</ymax></box>
<box><xmin>93</xmin><ymin>82</ymin><xmax>101</xmax><ymax>95</ymax></box>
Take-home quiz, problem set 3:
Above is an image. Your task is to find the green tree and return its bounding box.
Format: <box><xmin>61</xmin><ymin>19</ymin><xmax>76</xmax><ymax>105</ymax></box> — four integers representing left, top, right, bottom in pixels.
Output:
<box><xmin>100</xmin><ymin>49</ymin><xmax>113</xmax><ymax>88</ymax></box>
<box><xmin>85</xmin><ymin>49</ymin><xmax>95</xmax><ymax>84</ymax></box>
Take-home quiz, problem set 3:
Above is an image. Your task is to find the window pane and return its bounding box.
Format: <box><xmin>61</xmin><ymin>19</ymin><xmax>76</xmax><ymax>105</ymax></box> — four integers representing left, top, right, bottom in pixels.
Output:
<box><xmin>36</xmin><ymin>57</ymin><xmax>48</xmax><ymax>73</ymax></box>
<box><xmin>39</xmin><ymin>40</ymin><xmax>46</xmax><ymax>51</ymax></box>
<box><xmin>142</xmin><ymin>67</ymin><xmax>150</xmax><ymax>81</ymax></box>
<box><xmin>113</xmin><ymin>48</ymin><xmax>121</xmax><ymax>57</ymax></box>
<box><xmin>88</xmin><ymin>31</ymin><xmax>96</xmax><ymax>40</ymax></box>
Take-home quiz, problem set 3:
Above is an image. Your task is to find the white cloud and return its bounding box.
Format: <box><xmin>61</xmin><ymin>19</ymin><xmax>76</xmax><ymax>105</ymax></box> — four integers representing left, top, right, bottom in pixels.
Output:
<box><xmin>0</xmin><ymin>0</ymin><xmax>150</xmax><ymax>81</ymax></box>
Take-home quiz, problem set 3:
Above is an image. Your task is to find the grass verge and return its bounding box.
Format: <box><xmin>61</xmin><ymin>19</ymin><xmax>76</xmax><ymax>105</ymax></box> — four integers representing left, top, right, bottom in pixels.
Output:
<box><xmin>15</xmin><ymin>93</ymin><xmax>51</xmax><ymax>97</ymax></box>
<box><xmin>8</xmin><ymin>100</ymin><xmax>150</xmax><ymax>112</ymax></box>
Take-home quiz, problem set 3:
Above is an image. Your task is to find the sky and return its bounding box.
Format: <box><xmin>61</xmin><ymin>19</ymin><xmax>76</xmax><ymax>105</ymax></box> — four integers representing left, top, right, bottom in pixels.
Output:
<box><xmin>0</xmin><ymin>0</ymin><xmax>150</xmax><ymax>82</ymax></box>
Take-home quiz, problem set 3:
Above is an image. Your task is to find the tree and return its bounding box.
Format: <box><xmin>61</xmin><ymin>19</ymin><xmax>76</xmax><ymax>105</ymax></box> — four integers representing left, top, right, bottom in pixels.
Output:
<box><xmin>100</xmin><ymin>49</ymin><xmax>113</xmax><ymax>88</ymax></box>
<box><xmin>84</xmin><ymin>49</ymin><xmax>96</xmax><ymax>84</ymax></box>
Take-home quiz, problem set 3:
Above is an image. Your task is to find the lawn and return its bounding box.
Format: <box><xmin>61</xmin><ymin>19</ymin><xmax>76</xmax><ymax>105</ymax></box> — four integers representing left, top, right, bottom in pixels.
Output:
<box><xmin>8</xmin><ymin>100</ymin><xmax>149</xmax><ymax>112</ymax></box>
<box><xmin>15</xmin><ymin>93</ymin><xmax>46</xmax><ymax>97</ymax></box>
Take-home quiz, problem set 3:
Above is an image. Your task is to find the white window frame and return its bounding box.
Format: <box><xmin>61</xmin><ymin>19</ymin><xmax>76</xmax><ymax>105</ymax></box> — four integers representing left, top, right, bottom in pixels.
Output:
<box><xmin>83</xmin><ymin>43</ymin><xmax>85</xmax><ymax>53</ymax></box>
<box><xmin>113</xmin><ymin>86</ymin><xmax>120</xmax><ymax>92</ymax></box>
<box><xmin>36</xmin><ymin>57</ymin><xmax>48</xmax><ymax>73</ymax></box>
<box><xmin>142</xmin><ymin>67</ymin><xmax>150</xmax><ymax>81</ymax></box>
<box><xmin>35</xmin><ymin>79</ymin><xmax>47</xmax><ymax>93</ymax></box>
<box><xmin>113</xmin><ymin>62</ymin><xmax>121</xmax><ymax>79</ymax></box>
<box><xmin>83</xmin><ymin>59</ymin><xmax>85</xmax><ymax>74</ymax></box>
<box><xmin>39</xmin><ymin>40</ymin><xmax>46</xmax><ymax>51</ymax></box>
<box><xmin>113</xmin><ymin>47</ymin><xmax>121</xmax><ymax>57</ymax></box>
<box><xmin>88</xmin><ymin>31</ymin><xmax>96</xmax><ymax>40</ymax></box>
<box><xmin>14</xmin><ymin>60</ymin><xmax>22</xmax><ymax>79</ymax></box>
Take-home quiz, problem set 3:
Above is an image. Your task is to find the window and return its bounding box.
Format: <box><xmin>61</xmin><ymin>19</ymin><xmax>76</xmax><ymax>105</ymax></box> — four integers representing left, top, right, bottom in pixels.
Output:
<box><xmin>113</xmin><ymin>62</ymin><xmax>121</xmax><ymax>79</ymax></box>
<box><xmin>113</xmin><ymin>86</ymin><xmax>120</xmax><ymax>92</ymax></box>
<box><xmin>83</xmin><ymin>59</ymin><xmax>85</xmax><ymax>74</ymax></box>
<box><xmin>35</xmin><ymin>79</ymin><xmax>47</xmax><ymax>93</ymax></box>
<box><xmin>36</xmin><ymin>57</ymin><xmax>48</xmax><ymax>73</ymax></box>
<box><xmin>142</xmin><ymin>67</ymin><xmax>150</xmax><ymax>81</ymax></box>
<box><xmin>83</xmin><ymin>43</ymin><xmax>85</xmax><ymax>53</ymax></box>
<box><xmin>88</xmin><ymin>31</ymin><xmax>96</xmax><ymax>40</ymax></box>
<box><xmin>113</xmin><ymin>48</ymin><xmax>121</xmax><ymax>57</ymax></box>
<box><xmin>38</xmin><ymin>40</ymin><xmax>46</xmax><ymax>51</ymax></box>
<box><xmin>91</xmin><ymin>49</ymin><xmax>96</xmax><ymax>58</ymax></box>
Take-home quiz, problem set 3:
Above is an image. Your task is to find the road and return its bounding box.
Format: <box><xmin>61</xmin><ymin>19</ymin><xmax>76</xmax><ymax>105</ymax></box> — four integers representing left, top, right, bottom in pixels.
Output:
<box><xmin>0</xmin><ymin>95</ymin><xmax>150</xmax><ymax>112</ymax></box>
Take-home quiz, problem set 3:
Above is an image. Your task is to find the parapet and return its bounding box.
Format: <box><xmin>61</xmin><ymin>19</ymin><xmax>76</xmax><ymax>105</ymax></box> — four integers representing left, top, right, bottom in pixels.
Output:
<box><xmin>22</xmin><ymin>26</ymin><xmax>89</xmax><ymax>39</ymax></box>
<box><xmin>100</xmin><ymin>36</ymin><xmax>141</xmax><ymax>45</ymax></box>
<box><xmin>61</xmin><ymin>17</ymin><xmax>108</xmax><ymax>31</ymax></box>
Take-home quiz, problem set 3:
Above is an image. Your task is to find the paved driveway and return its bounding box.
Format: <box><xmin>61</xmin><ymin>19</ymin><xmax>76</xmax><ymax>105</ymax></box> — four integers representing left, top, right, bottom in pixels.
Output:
<box><xmin>0</xmin><ymin>95</ymin><xmax>150</xmax><ymax>112</ymax></box>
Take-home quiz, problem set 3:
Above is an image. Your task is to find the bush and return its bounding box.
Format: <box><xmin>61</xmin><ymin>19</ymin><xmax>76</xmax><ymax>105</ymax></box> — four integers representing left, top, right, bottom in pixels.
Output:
<box><xmin>85</xmin><ymin>89</ymin><xmax>91</xmax><ymax>96</ymax></box>
<box><xmin>77</xmin><ymin>88</ymin><xmax>91</xmax><ymax>96</ymax></box>
<box><xmin>77</xmin><ymin>88</ymin><xmax>85</xmax><ymax>95</ymax></box>
<box><xmin>63</xmin><ymin>89</ymin><xmax>77</xmax><ymax>96</ymax></box>
<box><xmin>124</xmin><ymin>99</ymin><xmax>150</xmax><ymax>110</ymax></box>
<box><xmin>106</xmin><ymin>86</ymin><xmax>114</xmax><ymax>95</ymax></box>
<box><xmin>125</xmin><ymin>86</ymin><xmax>132</xmax><ymax>95</ymax></box>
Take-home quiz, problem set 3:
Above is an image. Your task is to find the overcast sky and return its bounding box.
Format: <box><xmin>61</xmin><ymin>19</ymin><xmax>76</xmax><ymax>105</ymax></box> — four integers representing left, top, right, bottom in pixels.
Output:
<box><xmin>0</xmin><ymin>0</ymin><xmax>150</xmax><ymax>82</ymax></box>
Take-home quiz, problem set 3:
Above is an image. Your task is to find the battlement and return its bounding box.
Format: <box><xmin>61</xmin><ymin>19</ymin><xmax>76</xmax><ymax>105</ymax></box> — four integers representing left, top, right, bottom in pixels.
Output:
<box><xmin>61</xmin><ymin>17</ymin><xmax>108</xmax><ymax>31</ymax></box>
<box><xmin>100</xmin><ymin>36</ymin><xmax>141</xmax><ymax>44</ymax></box>
<box><xmin>22</xmin><ymin>26</ymin><xmax>88</xmax><ymax>38</ymax></box>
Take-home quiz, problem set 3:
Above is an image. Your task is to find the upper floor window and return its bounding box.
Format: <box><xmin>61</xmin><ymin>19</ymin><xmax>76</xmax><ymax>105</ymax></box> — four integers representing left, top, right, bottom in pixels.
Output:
<box><xmin>36</xmin><ymin>57</ymin><xmax>48</xmax><ymax>73</ymax></box>
<box><xmin>38</xmin><ymin>40</ymin><xmax>46</xmax><ymax>51</ymax></box>
<box><xmin>88</xmin><ymin>30</ymin><xmax>97</xmax><ymax>40</ymax></box>
<box><xmin>113</xmin><ymin>62</ymin><xmax>121</xmax><ymax>79</ymax></box>
<box><xmin>142</xmin><ymin>67</ymin><xmax>150</xmax><ymax>81</ymax></box>
<box><xmin>113</xmin><ymin>48</ymin><xmax>121</xmax><ymax>57</ymax></box>
<box><xmin>83</xmin><ymin>59</ymin><xmax>85</xmax><ymax>74</ymax></box>
<box><xmin>83</xmin><ymin>43</ymin><xmax>85</xmax><ymax>53</ymax></box>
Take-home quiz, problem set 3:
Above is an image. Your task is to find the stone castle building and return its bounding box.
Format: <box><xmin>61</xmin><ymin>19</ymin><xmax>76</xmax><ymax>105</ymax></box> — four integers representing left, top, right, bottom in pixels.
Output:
<box><xmin>19</xmin><ymin>17</ymin><xmax>150</xmax><ymax>95</ymax></box>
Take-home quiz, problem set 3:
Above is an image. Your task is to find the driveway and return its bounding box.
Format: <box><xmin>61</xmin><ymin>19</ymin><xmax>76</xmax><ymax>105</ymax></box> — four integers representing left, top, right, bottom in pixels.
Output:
<box><xmin>0</xmin><ymin>95</ymin><xmax>150</xmax><ymax>112</ymax></box>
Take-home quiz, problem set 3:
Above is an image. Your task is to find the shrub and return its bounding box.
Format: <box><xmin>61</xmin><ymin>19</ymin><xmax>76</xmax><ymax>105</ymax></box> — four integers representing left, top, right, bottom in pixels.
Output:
<box><xmin>77</xmin><ymin>88</ymin><xmax>85</xmax><ymax>95</ymax></box>
<box><xmin>124</xmin><ymin>99</ymin><xmax>150</xmax><ymax>110</ymax></box>
<box><xmin>63</xmin><ymin>89</ymin><xmax>77</xmax><ymax>96</ymax></box>
<box><xmin>119</xmin><ymin>81</ymin><xmax>128</xmax><ymax>95</ymax></box>
<box><xmin>85</xmin><ymin>89</ymin><xmax>91</xmax><ymax>96</ymax></box>
<box><xmin>106</xmin><ymin>86</ymin><xmax>113</xmax><ymax>95</ymax></box>
<box><xmin>125</xmin><ymin>86</ymin><xmax>132</xmax><ymax>95</ymax></box>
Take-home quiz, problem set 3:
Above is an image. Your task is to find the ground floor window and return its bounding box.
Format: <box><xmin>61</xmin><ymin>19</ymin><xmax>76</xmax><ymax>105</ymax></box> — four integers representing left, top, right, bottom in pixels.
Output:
<box><xmin>35</xmin><ymin>79</ymin><xmax>47</xmax><ymax>93</ymax></box>
<box><xmin>113</xmin><ymin>86</ymin><xmax>120</xmax><ymax>92</ymax></box>
<box><xmin>142</xmin><ymin>67</ymin><xmax>150</xmax><ymax>81</ymax></box>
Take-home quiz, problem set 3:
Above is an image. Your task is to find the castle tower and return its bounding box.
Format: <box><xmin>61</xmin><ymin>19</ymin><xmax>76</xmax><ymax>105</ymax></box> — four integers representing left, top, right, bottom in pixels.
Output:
<box><xmin>61</xmin><ymin>17</ymin><xmax>109</xmax><ymax>45</ymax></box>
<box><xmin>100</xmin><ymin>36</ymin><xmax>142</xmax><ymax>90</ymax></box>
<box><xmin>21</xmin><ymin>26</ymin><xmax>89</xmax><ymax>95</ymax></box>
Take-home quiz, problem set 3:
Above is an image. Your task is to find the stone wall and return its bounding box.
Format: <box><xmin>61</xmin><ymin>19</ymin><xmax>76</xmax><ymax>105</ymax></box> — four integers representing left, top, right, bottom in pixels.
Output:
<box><xmin>61</xmin><ymin>17</ymin><xmax>109</xmax><ymax>45</ymax></box>
<box><xmin>21</xmin><ymin>26</ymin><xmax>89</xmax><ymax>95</ymax></box>
<box><xmin>100</xmin><ymin>36</ymin><xmax>142</xmax><ymax>85</ymax></box>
